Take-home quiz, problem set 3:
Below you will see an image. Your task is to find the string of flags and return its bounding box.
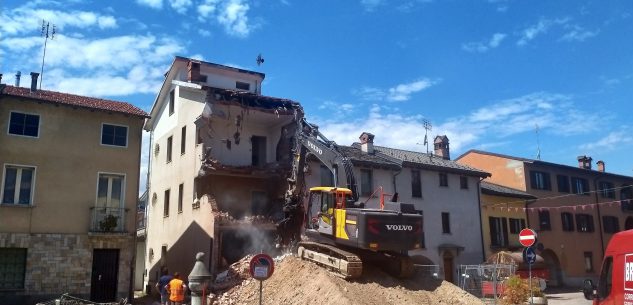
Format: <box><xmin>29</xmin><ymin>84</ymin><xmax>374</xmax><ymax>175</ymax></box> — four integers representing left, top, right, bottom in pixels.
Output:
<box><xmin>483</xmin><ymin>198</ymin><xmax>629</xmax><ymax>213</ymax></box>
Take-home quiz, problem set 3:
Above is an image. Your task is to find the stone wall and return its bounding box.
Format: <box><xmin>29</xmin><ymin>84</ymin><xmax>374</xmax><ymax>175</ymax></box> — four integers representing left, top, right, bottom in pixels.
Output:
<box><xmin>0</xmin><ymin>233</ymin><xmax>134</xmax><ymax>302</ymax></box>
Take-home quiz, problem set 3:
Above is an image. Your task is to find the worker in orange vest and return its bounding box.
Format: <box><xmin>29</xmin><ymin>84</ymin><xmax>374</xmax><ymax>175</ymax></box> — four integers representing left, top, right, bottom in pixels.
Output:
<box><xmin>165</xmin><ymin>272</ymin><xmax>187</xmax><ymax>305</ymax></box>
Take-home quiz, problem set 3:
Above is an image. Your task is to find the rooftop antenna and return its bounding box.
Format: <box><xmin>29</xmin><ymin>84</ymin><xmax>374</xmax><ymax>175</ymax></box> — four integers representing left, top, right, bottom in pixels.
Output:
<box><xmin>417</xmin><ymin>119</ymin><xmax>432</xmax><ymax>154</ymax></box>
<box><xmin>40</xmin><ymin>20</ymin><xmax>56</xmax><ymax>90</ymax></box>
<box><xmin>535</xmin><ymin>124</ymin><xmax>541</xmax><ymax>160</ymax></box>
<box><xmin>256</xmin><ymin>53</ymin><xmax>264</xmax><ymax>66</ymax></box>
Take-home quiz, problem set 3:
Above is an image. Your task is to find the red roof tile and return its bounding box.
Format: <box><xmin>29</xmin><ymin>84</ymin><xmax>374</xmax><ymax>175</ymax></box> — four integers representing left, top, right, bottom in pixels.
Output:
<box><xmin>1</xmin><ymin>85</ymin><xmax>149</xmax><ymax>118</ymax></box>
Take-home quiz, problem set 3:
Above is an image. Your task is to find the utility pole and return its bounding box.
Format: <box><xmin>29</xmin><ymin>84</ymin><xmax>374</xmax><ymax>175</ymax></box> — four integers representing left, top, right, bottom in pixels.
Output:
<box><xmin>423</xmin><ymin>119</ymin><xmax>432</xmax><ymax>154</ymax></box>
<box><xmin>40</xmin><ymin>20</ymin><xmax>56</xmax><ymax>90</ymax></box>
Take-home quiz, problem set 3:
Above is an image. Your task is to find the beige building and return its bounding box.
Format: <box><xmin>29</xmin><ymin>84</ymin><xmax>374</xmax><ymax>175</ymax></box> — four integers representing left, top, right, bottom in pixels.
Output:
<box><xmin>0</xmin><ymin>74</ymin><xmax>147</xmax><ymax>304</ymax></box>
<box><xmin>457</xmin><ymin>150</ymin><xmax>633</xmax><ymax>286</ymax></box>
<box><xmin>143</xmin><ymin>57</ymin><xmax>303</xmax><ymax>289</ymax></box>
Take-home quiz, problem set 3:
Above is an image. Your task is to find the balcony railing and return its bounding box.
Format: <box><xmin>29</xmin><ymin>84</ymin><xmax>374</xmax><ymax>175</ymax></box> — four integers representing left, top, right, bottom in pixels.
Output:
<box><xmin>90</xmin><ymin>207</ymin><xmax>127</xmax><ymax>233</ymax></box>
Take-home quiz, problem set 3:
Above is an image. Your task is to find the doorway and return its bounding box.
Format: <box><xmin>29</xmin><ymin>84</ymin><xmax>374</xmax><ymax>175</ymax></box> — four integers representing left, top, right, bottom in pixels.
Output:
<box><xmin>251</xmin><ymin>136</ymin><xmax>267</xmax><ymax>167</ymax></box>
<box><xmin>443</xmin><ymin>252</ymin><xmax>454</xmax><ymax>283</ymax></box>
<box><xmin>90</xmin><ymin>249</ymin><xmax>119</xmax><ymax>302</ymax></box>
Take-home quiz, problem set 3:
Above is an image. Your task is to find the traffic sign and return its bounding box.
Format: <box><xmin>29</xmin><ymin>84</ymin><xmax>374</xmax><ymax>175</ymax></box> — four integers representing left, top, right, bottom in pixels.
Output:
<box><xmin>519</xmin><ymin>228</ymin><xmax>537</xmax><ymax>247</ymax></box>
<box><xmin>249</xmin><ymin>253</ymin><xmax>275</xmax><ymax>281</ymax></box>
<box><xmin>523</xmin><ymin>247</ymin><xmax>537</xmax><ymax>265</ymax></box>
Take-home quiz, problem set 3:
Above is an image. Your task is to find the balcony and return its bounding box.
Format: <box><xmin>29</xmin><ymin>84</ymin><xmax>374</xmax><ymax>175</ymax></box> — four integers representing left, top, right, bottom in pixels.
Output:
<box><xmin>90</xmin><ymin>207</ymin><xmax>127</xmax><ymax>233</ymax></box>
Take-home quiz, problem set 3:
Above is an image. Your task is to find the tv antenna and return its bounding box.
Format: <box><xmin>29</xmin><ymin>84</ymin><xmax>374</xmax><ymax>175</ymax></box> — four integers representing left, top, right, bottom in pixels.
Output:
<box><xmin>422</xmin><ymin>119</ymin><xmax>432</xmax><ymax>154</ymax></box>
<box><xmin>256</xmin><ymin>53</ymin><xmax>264</xmax><ymax>66</ymax></box>
<box><xmin>535</xmin><ymin>124</ymin><xmax>541</xmax><ymax>160</ymax></box>
<box><xmin>40</xmin><ymin>20</ymin><xmax>56</xmax><ymax>90</ymax></box>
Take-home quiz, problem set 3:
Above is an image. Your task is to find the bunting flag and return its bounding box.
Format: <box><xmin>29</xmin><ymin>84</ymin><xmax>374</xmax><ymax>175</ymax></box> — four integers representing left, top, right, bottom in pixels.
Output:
<box><xmin>490</xmin><ymin>198</ymin><xmax>626</xmax><ymax>213</ymax></box>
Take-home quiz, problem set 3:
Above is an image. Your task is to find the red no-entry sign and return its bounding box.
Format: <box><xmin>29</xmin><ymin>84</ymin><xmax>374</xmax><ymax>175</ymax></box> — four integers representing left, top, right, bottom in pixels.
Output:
<box><xmin>519</xmin><ymin>228</ymin><xmax>537</xmax><ymax>247</ymax></box>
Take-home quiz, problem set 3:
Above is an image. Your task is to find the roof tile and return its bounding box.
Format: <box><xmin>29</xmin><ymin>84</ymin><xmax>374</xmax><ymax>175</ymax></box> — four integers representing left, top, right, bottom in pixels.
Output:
<box><xmin>1</xmin><ymin>85</ymin><xmax>148</xmax><ymax>118</ymax></box>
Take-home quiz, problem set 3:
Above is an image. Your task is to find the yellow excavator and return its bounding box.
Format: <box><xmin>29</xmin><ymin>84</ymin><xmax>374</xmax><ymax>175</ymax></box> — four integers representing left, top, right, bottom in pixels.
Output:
<box><xmin>280</xmin><ymin>118</ymin><xmax>423</xmax><ymax>279</ymax></box>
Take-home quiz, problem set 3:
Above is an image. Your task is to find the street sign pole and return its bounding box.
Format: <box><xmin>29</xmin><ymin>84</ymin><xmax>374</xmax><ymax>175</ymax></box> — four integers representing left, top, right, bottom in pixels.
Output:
<box><xmin>259</xmin><ymin>280</ymin><xmax>263</xmax><ymax>305</ymax></box>
<box><xmin>529</xmin><ymin>256</ymin><xmax>532</xmax><ymax>305</ymax></box>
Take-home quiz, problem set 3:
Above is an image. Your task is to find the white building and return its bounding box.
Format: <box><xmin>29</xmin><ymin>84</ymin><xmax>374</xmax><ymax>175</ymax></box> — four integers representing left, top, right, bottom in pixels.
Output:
<box><xmin>304</xmin><ymin>133</ymin><xmax>490</xmax><ymax>283</ymax></box>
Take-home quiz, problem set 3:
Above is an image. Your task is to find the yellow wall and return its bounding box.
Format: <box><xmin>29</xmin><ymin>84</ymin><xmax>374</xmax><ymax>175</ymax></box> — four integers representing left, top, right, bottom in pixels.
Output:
<box><xmin>0</xmin><ymin>96</ymin><xmax>144</xmax><ymax>234</ymax></box>
<box><xmin>480</xmin><ymin>193</ymin><xmax>528</xmax><ymax>258</ymax></box>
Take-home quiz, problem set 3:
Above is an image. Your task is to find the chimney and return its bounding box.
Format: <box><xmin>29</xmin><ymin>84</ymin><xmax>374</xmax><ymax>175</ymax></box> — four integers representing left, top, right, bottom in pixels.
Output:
<box><xmin>30</xmin><ymin>72</ymin><xmax>39</xmax><ymax>92</ymax></box>
<box><xmin>597</xmin><ymin>160</ymin><xmax>605</xmax><ymax>172</ymax></box>
<box><xmin>15</xmin><ymin>71</ymin><xmax>21</xmax><ymax>87</ymax></box>
<box><xmin>359</xmin><ymin>132</ymin><xmax>375</xmax><ymax>154</ymax></box>
<box><xmin>577</xmin><ymin>155</ymin><xmax>592</xmax><ymax>170</ymax></box>
<box><xmin>187</xmin><ymin>60</ymin><xmax>201</xmax><ymax>82</ymax></box>
<box><xmin>0</xmin><ymin>73</ymin><xmax>3</xmax><ymax>84</ymax></box>
<box><xmin>434</xmin><ymin>135</ymin><xmax>450</xmax><ymax>160</ymax></box>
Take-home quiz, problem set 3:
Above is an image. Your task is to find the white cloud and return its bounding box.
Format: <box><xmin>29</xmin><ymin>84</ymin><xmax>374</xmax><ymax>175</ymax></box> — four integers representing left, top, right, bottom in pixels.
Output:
<box><xmin>217</xmin><ymin>0</ymin><xmax>252</xmax><ymax>37</ymax></box>
<box><xmin>560</xmin><ymin>24</ymin><xmax>599</xmax><ymax>42</ymax></box>
<box><xmin>579</xmin><ymin>130</ymin><xmax>633</xmax><ymax>151</ymax></box>
<box><xmin>517</xmin><ymin>17</ymin><xmax>570</xmax><ymax>46</ymax></box>
<box><xmin>0</xmin><ymin>7</ymin><xmax>118</xmax><ymax>36</ymax></box>
<box><xmin>361</xmin><ymin>0</ymin><xmax>384</xmax><ymax>12</ymax></box>
<box><xmin>387</xmin><ymin>79</ymin><xmax>436</xmax><ymax>101</ymax></box>
<box><xmin>136</xmin><ymin>0</ymin><xmax>163</xmax><ymax>9</ymax></box>
<box><xmin>315</xmin><ymin>92</ymin><xmax>604</xmax><ymax>157</ymax></box>
<box><xmin>462</xmin><ymin>33</ymin><xmax>506</xmax><ymax>53</ymax></box>
<box><xmin>169</xmin><ymin>0</ymin><xmax>193</xmax><ymax>14</ymax></box>
<box><xmin>198</xmin><ymin>28</ymin><xmax>212</xmax><ymax>37</ymax></box>
<box><xmin>198</xmin><ymin>0</ymin><xmax>218</xmax><ymax>20</ymax></box>
<box><xmin>139</xmin><ymin>131</ymin><xmax>151</xmax><ymax>195</ymax></box>
<box><xmin>353</xmin><ymin>79</ymin><xmax>437</xmax><ymax>102</ymax></box>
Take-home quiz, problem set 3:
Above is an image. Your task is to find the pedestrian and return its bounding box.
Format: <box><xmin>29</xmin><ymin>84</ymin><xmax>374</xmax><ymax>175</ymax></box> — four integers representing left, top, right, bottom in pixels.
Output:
<box><xmin>166</xmin><ymin>272</ymin><xmax>187</xmax><ymax>305</ymax></box>
<box><xmin>155</xmin><ymin>267</ymin><xmax>173</xmax><ymax>305</ymax></box>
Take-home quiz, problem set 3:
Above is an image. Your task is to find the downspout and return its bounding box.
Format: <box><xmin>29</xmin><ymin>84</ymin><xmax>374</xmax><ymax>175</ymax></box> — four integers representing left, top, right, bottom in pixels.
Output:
<box><xmin>392</xmin><ymin>166</ymin><xmax>402</xmax><ymax>197</ymax></box>
<box><xmin>477</xmin><ymin>177</ymin><xmax>486</xmax><ymax>262</ymax></box>
<box><xmin>593</xmin><ymin>177</ymin><xmax>605</xmax><ymax>259</ymax></box>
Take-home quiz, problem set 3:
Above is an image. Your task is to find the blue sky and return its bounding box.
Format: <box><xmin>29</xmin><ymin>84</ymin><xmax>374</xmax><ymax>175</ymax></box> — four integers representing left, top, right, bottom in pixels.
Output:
<box><xmin>2</xmin><ymin>0</ymin><xmax>632</xmax><ymax>190</ymax></box>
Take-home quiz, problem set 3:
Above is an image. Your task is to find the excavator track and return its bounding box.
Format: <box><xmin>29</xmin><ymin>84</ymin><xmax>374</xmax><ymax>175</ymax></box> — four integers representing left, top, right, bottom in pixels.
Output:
<box><xmin>296</xmin><ymin>241</ymin><xmax>363</xmax><ymax>279</ymax></box>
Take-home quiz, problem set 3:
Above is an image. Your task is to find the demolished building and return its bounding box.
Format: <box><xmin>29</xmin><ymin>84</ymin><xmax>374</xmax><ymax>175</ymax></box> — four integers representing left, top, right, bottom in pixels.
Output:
<box><xmin>143</xmin><ymin>57</ymin><xmax>303</xmax><ymax>290</ymax></box>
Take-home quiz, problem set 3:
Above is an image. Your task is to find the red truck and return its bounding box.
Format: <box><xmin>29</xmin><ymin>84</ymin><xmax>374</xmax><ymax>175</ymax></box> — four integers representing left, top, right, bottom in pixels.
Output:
<box><xmin>583</xmin><ymin>229</ymin><xmax>633</xmax><ymax>304</ymax></box>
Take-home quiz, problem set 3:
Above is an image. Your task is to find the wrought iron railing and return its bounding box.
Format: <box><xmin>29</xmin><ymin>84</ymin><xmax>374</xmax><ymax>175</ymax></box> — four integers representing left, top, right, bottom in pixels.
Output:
<box><xmin>90</xmin><ymin>207</ymin><xmax>127</xmax><ymax>233</ymax></box>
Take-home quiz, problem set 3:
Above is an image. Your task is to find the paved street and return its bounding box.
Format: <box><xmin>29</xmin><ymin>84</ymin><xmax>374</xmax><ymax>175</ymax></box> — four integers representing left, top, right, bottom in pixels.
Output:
<box><xmin>545</xmin><ymin>287</ymin><xmax>592</xmax><ymax>305</ymax></box>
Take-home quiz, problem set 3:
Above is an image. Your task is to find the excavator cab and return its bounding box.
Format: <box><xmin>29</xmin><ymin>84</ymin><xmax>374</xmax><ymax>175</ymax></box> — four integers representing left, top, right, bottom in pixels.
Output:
<box><xmin>307</xmin><ymin>187</ymin><xmax>353</xmax><ymax>235</ymax></box>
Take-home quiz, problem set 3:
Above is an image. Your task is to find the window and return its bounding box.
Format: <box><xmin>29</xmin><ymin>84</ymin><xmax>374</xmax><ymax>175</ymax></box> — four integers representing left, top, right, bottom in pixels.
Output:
<box><xmin>557</xmin><ymin>175</ymin><xmax>570</xmax><ymax>193</ymax></box>
<box><xmin>97</xmin><ymin>174</ymin><xmax>124</xmax><ymax>208</ymax></box>
<box><xmin>622</xmin><ymin>186</ymin><xmax>633</xmax><ymax>212</ymax></box>
<box><xmin>602</xmin><ymin>216</ymin><xmax>619</xmax><ymax>234</ymax></box>
<box><xmin>530</xmin><ymin>171</ymin><xmax>551</xmax><ymax>190</ymax></box>
<box><xmin>360</xmin><ymin>169</ymin><xmax>373</xmax><ymax>196</ymax></box>
<box><xmin>236</xmin><ymin>81</ymin><xmax>250</xmax><ymax>91</ymax></box>
<box><xmin>169</xmin><ymin>89</ymin><xmax>175</xmax><ymax>116</ymax></box>
<box><xmin>561</xmin><ymin>212</ymin><xmax>574</xmax><ymax>232</ymax></box>
<box><xmin>439</xmin><ymin>173</ymin><xmax>448</xmax><ymax>187</ymax></box>
<box><xmin>181</xmin><ymin>126</ymin><xmax>186</xmax><ymax>155</ymax></box>
<box><xmin>166</xmin><ymin>136</ymin><xmax>173</xmax><ymax>163</ymax></box>
<box><xmin>571</xmin><ymin>177</ymin><xmax>590</xmax><ymax>195</ymax></box>
<box><xmin>584</xmin><ymin>252</ymin><xmax>593</xmax><ymax>272</ymax></box>
<box><xmin>460</xmin><ymin>176</ymin><xmax>468</xmax><ymax>189</ymax></box>
<box><xmin>164</xmin><ymin>189</ymin><xmax>170</xmax><ymax>217</ymax></box>
<box><xmin>576</xmin><ymin>213</ymin><xmax>595</xmax><ymax>232</ymax></box>
<box><xmin>411</xmin><ymin>170</ymin><xmax>422</xmax><ymax>198</ymax></box>
<box><xmin>2</xmin><ymin>165</ymin><xmax>35</xmax><ymax>205</ymax></box>
<box><xmin>598</xmin><ymin>181</ymin><xmax>615</xmax><ymax>198</ymax></box>
<box><xmin>489</xmin><ymin>217</ymin><xmax>508</xmax><ymax>247</ymax></box>
<box><xmin>441</xmin><ymin>212</ymin><xmax>451</xmax><ymax>234</ymax></box>
<box><xmin>178</xmin><ymin>183</ymin><xmax>183</xmax><ymax>213</ymax></box>
<box><xmin>597</xmin><ymin>256</ymin><xmax>613</xmax><ymax>298</ymax></box>
<box><xmin>0</xmin><ymin>248</ymin><xmax>27</xmax><ymax>289</ymax></box>
<box><xmin>101</xmin><ymin>124</ymin><xmax>128</xmax><ymax>147</ymax></box>
<box><xmin>538</xmin><ymin>210</ymin><xmax>551</xmax><ymax>230</ymax></box>
<box><xmin>509</xmin><ymin>218</ymin><xmax>525</xmax><ymax>234</ymax></box>
<box><xmin>9</xmin><ymin>111</ymin><xmax>39</xmax><ymax>137</ymax></box>
<box><xmin>320</xmin><ymin>166</ymin><xmax>334</xmax><ymax>187</ymax></box>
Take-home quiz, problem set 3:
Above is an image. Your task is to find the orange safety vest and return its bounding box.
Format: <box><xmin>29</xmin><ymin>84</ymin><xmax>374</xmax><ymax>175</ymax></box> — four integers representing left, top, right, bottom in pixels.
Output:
<box><xmin>167</xmin><ymin>278</ymin><xmax>185</xmax><ymax>302</ymax></box>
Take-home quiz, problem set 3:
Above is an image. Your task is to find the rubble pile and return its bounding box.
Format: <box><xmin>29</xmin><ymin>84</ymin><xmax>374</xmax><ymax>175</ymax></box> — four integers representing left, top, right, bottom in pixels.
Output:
<box><xmin>208</xmin><ymin>255</ymin><xmax>485</xmax><ymax>305</ymax></box>
<box><xmin>211</xmin><ymin>255</ymin><xmax>254</xmax><ymax>291</ymax></box>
